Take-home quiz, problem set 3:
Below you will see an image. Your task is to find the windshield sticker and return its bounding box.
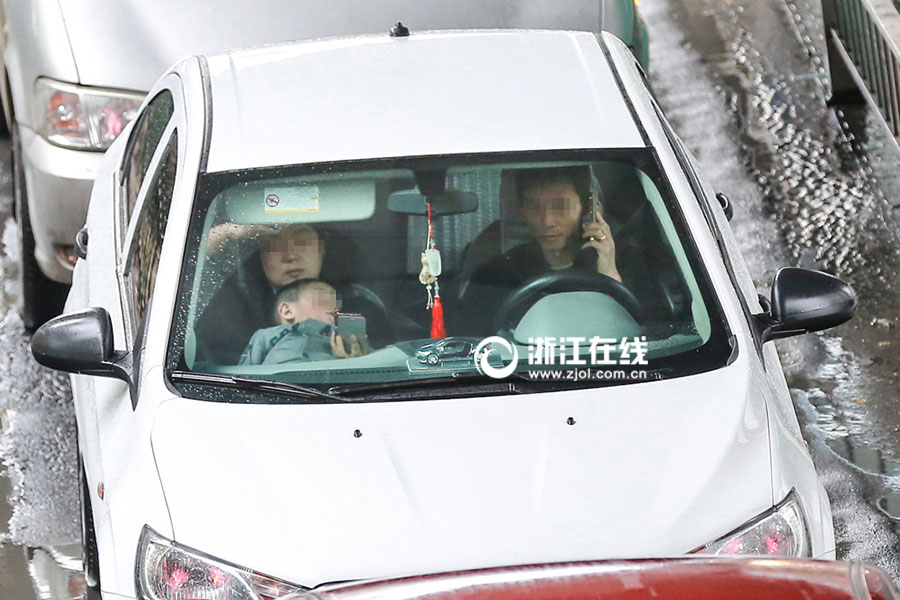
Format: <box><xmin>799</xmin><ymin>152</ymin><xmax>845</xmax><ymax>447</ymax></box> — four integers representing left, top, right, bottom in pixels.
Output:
<box><xmin>263</xmin><ymin>185</ymin><xmax>320</xmax><ymax>213</ymax></box>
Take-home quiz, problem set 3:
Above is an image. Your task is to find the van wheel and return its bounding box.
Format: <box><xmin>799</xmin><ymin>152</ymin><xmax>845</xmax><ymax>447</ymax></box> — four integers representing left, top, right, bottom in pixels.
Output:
<box><xmin>11</xmin><ymin>125</ymin><xmax>68</xmax><ymax>332</ymax></box>
<box><xmin>80</xmin><ymin>458</ymin><xmax>101</xmax><ymax>599</ymax></box>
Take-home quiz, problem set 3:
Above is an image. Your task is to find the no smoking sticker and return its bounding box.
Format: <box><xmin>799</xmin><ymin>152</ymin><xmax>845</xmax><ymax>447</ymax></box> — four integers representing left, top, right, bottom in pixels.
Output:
<box><xmin>263</xmin><ymin>185</ymin><xmax>320</xmax><ymax>213</ymax></box>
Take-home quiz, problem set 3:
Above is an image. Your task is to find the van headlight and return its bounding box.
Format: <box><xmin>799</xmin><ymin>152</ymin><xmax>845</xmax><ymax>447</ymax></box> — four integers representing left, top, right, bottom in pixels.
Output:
<box><xmin>34</xmin><ymin>78</ymin><xmax>144</xmax><ymax>150</ymax></box>
<box><xmin>136</xmin><ymin>526</ymin><xmax>307</xmax><ymax>600</ymax></box>
<box><xmin>697</xmin><ymin>490</ymin><xmax>811</xmax><ymax>557</ymax></box>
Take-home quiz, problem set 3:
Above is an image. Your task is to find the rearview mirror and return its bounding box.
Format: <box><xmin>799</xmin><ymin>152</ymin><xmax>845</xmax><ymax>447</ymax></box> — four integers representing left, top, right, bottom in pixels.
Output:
<box><xmin>31</xmin><ymin>307</ymin><xmax>132</xmax><ymax>385</ymax></box>
<box><xmin>756</xmin><ymin>267</ymin><xmax>857</xmax><ymax>342</ymax></box>
<box><xmin>388</xmin><ymin>189</ymin><xmax>478</xmax><ymax>216</ymax></box>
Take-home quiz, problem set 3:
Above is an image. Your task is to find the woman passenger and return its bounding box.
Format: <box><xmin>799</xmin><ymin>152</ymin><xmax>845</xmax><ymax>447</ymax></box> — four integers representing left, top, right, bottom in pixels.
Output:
<box><xmin>195</xmin><ymin>223</ymin><xmax>378</xmax><ymax>364</ymax></box>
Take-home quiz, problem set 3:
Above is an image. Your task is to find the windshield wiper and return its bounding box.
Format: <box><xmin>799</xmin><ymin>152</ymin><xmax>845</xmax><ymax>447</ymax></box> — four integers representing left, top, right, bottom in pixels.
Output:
<box><xmin>330</xmin><ymin>364</ymin><xmax>678</xmax><ymax>397</ymax></box>
<box><xmin>169</xmin><ymin>371</ymin><xmax>348</xmax><ymax>402</ymax></box>
<box><xmin>328</xmin><ymin>371</ymin><xmax>526</xmax><ymax>397</ymax></box>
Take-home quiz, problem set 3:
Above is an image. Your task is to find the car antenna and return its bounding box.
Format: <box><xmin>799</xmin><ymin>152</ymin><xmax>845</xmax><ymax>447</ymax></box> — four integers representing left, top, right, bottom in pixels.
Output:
<box><xmin>390</xmin><ymin>22</ymin><xmax>410</xmax><ymax>37</ymax></box>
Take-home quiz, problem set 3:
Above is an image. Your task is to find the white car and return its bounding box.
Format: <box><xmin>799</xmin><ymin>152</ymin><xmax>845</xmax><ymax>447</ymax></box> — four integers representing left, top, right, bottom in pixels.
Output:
<box><xmin>32</xmin><ymin>30</ymin><xmax>854</xmax><ymax>600</ymax></box>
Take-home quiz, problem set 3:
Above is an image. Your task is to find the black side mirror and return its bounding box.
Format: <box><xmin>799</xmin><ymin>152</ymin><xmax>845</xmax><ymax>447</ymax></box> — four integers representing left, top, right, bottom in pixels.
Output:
<box><xmin>31</xmin><ymin>307</ymin><xmax>132</xmax><ymax>385</ymax></box>
<box><xmin>756</xmin><ymin>267</ymin><xmax>857</xmax><ymax>342</ymax></box>
<box><xmin>716</xmin><ymin>192</ymin><xmax>734</xmax><ymax>221</ymax></box>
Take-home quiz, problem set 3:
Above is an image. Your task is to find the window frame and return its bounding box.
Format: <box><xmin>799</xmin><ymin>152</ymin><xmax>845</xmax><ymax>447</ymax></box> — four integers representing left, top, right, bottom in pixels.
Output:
<box><xmin>122</xmin><ymin>131</ymin><xmax>179</xmax><ymax>342</ymax></box>
<box><xmin>166</xmin><ymin>148</ymin><xmax>735</xmax><ymax>401</ymax></box>
<box><xmin>114</xmin><ymin>76</ymin><xmax>186</xmax><ymax>346</ymax></box>
<box><xmin>115</xmin><ymin>89</ymin><xmax>175</xmax><ymax>254</ymax></box>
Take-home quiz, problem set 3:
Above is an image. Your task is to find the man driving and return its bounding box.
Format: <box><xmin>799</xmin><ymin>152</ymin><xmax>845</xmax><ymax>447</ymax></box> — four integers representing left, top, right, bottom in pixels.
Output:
<box><xmin>459</xmin><ymin>166</ymin><xmax>623</xmax><ymax>334</ymax></box>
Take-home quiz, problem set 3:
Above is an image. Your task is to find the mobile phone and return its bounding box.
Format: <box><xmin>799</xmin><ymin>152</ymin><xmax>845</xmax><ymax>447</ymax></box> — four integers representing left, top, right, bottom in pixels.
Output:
<box><xmin>580</xmin><ymin>211</ymin><xmax>595</xmax><ymax>235</ymax></box>
<box><xmin>334</xmin><ymin>312</ymin><xmax>367</xmax><ymax>341</ymax></box>
<box><xmin>576</xmin><ymin>189</ymin><xmax>603</xmax><ymax>270</ymax></box>
<box><xmin>580</xmin><ymin>189</ymin><xmax>603</xmax><ymax>234</ymax></box>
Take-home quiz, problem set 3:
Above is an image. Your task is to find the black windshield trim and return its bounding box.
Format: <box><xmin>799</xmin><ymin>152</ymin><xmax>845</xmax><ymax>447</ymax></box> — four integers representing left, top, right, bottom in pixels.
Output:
<box><xmin>167</xmin><ymin>148</ymin><xmax>733</xmax><ymax>403</ymax></box>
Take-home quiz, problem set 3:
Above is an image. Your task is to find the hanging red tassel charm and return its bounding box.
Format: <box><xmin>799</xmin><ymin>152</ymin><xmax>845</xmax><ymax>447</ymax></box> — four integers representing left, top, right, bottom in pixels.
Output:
<box><xmin>430</xmin><ymin>294</ymin><xmax>446</xmax><ymax>339</ymax></box>
<box><xmin>422</xmin><ymin>201</ymin><xmax>446</xmax><ymax>339</ymax></box>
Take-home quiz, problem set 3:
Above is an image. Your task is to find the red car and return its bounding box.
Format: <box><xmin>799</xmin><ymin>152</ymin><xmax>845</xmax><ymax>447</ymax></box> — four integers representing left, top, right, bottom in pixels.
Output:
<box><xmin>280</xmin><ymin>559</ymin><xmax>899</xmax><ymax>600</ymax></box>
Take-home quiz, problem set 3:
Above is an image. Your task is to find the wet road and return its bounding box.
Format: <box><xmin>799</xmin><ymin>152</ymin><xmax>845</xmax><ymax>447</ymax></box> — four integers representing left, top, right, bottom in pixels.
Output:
<box><xmin>645</xmin><ymin>0</ymin><xmax>900</xmax><ymax>573</ymax></box>
<box><xmin>1</xmin><ymin>0</ymin><xmax>900</xmax><ymax>597</ymax></box>
<box><xmin>0</xmin><ymin>136</ymin><xmax>80</xmax><ymax>598</ymax></box>
<box><xmin>0</xmin><ymin>465</ymin><xmax>36</xmax><ymax>600</ymax></box>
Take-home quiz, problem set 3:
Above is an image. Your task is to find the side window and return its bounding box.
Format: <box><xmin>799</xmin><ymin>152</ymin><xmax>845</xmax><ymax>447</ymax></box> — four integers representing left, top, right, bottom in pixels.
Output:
<box><xmin>121</xmin><ymin>90</ymin><xmax>174</xmax><ymax>226</ymax></box>
<box><xmin>127</xmin><ymin>131</ymin><xmax>178</xmax><ymax>334</ymax></box>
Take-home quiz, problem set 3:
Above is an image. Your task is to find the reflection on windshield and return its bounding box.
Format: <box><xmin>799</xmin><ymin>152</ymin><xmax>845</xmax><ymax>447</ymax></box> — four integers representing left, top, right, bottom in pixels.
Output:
<box><xmin>171</xmin><ymin>151</ymin><xmax>730</xmax><ymax>396</ymax></box>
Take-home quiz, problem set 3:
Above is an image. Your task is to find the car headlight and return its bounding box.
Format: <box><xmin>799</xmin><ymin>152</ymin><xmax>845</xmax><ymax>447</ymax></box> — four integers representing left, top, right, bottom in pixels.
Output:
<box><xmin>136</xmin><ymin>526</ymin><xmax>308</xmax><ymax>600</ymax></box>
<box><xmin>34</xmin><ymin>78</ymin><xmax>144</xmax><ymax>150</ymax></box>
<box><xmin>696</xmin><ymin>490</ymin><xmax>811</xmax><ymax>557</ymax></box>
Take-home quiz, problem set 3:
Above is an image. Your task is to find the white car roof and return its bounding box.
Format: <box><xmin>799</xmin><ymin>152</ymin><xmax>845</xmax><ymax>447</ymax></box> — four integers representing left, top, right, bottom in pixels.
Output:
<box><xmin>203</xmin><ymin>30</ymin><xmax>646</xmax><ymax>173</ymax></box>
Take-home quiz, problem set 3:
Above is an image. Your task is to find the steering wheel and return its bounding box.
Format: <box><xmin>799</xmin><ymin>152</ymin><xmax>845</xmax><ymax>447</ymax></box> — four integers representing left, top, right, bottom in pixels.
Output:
<box><xmin>343</xmin><ymin>283</ymin><xmax>387</xmax><ymax>316</ymax></box>
<box><xmin>491</xmin><ymin>271</ymin><xmax>644</xmax><ymax>333</ymax></box>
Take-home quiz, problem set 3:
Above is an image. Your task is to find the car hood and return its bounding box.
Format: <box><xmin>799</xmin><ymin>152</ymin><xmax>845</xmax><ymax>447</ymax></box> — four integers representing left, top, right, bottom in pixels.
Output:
<box><xmin>58</xmin><ymin>0</ymin><xmax>602</xmax><ymax>91</ymax></box>
<box><xmin>152</xmin><ymin>366</ymin><xmax>771</xmax><ymax>587</ymax></box>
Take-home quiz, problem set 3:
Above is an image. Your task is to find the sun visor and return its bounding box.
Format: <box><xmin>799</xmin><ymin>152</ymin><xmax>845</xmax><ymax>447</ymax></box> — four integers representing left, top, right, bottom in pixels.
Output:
<box><xmin>221</xmin><ymin>178</ymin><xmax>377</xmax><ymax>224</ymax></box>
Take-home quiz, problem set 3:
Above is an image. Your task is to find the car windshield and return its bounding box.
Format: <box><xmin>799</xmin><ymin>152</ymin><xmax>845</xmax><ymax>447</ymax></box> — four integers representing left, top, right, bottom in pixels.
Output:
<box><xmin>167</xmin><ymin>150</ymin><xmax>732</xmax><ymax>401</ymax></box>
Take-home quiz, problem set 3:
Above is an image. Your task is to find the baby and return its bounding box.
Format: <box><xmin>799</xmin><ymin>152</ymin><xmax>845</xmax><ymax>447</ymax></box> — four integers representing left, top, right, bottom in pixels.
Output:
<box><xmin>238</xmin><ymin>279</ymin><xmax>348</xmax><ymax>365</ymax></box>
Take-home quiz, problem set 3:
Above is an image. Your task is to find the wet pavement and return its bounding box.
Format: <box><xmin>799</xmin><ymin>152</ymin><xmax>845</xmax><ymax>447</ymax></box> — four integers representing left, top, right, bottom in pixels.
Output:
<box><xmin>2</xmin><ymin>1</ymin><xmax>900</xmax><ymax>597</ymax></box>
<box><xmin>645</xmin><ymin>0</ymin><xmax>900</xmax><ymax>575</ymax></box>
<box><xmin>0</xmin><ymin>136</ymin><xmax>80</xmax><ymax>598</ymax></box>
<box><xmin>0</xmin><ymin>463</ymin><xmax>36</xmax><ymax>600</ymax></box>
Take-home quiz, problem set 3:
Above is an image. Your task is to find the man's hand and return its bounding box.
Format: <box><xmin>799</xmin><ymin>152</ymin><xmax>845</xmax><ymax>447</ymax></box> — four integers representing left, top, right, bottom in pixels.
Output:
<box><xmin>581</xmin><ymin>211</ymin><xmax>622</xmax><ymax>282</ymax></box>
<box><xmin>331</xmin><ymin>332</ymin><xmax>372</xmax><ymax>358</ymax></box>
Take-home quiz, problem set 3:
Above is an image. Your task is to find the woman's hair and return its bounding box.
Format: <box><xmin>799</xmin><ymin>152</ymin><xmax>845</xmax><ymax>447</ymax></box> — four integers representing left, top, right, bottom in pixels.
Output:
<box><xmin>317</xmin><ymin>227</ymin><xmax>366</xmax><ymax>285</ymax></box>
<box><xmin>515</xmin><ymin>166</ymin><xmax>593</xmax><ymax>215</ymax></box>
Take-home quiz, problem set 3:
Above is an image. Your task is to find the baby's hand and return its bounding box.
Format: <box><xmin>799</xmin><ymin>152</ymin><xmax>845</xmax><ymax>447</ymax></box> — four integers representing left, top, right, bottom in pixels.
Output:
<box><xmin>331</xmin><ymin>331</ymin><xmax>371</xmax><ymax>358</ymax></box>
